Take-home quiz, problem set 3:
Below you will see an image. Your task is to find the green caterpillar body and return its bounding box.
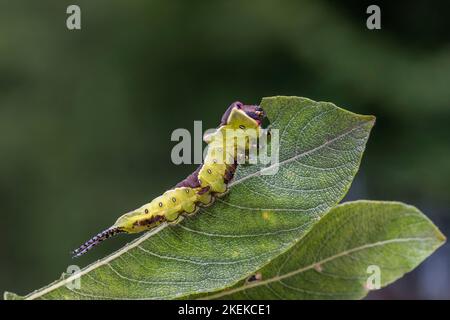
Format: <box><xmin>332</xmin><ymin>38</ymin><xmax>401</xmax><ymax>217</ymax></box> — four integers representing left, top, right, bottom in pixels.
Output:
<box><xmin>73</xmin><ymin>102</ymin><xmax>265</xmax><ymax>257</ymax></box>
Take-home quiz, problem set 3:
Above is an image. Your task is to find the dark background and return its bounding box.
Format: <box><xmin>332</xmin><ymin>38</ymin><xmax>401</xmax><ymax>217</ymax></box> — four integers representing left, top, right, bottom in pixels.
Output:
<box><xmin>0</xmin><ymin>0</ymin><xmax>449</xmax><ymax>299</ymax></box>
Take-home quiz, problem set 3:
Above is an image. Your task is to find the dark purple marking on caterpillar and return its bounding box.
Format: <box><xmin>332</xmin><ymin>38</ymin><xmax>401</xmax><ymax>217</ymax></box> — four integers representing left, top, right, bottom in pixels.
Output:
<box><xmin>197</xmin><ymin>186</ymin><xmax>211</xmax><ymax>195</ymax></box>
<box><xmin>224</xmin><ymin>163</ymin><xmax>237</xmax><ymax>184</ymax></box>
<box><xmin>175</xmin><ymin>165</ymin><xmax>203</xmax><ymax>189</ymax></box>
<box><xmin>133</xmin><ymin>214</ymin><xmax>166</xmax><ymax>227</ymax></box>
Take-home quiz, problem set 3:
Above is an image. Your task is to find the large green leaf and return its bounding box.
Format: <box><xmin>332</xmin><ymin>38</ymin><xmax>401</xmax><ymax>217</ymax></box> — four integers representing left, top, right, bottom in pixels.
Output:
<box><xmin>200</xmin><ymin>201</ymin><xmax>445</xmax><ymax>300</ymax></box>
<box><xmin>5</xmin><ymin>96</ymin><xmax>375</xmax><ymax>300</ymax></box>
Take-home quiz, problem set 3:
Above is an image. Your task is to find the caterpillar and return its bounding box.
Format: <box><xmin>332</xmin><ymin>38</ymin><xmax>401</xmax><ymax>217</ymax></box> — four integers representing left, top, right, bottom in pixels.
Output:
<box><xmin>72</xmin><ymin>101</ymin><xmax>265</xmax><ymax>258</ymax></box>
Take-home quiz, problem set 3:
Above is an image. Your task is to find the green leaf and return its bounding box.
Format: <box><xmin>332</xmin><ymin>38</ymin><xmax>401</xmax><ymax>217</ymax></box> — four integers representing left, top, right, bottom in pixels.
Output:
<box><xmin>200</xmin><ymin>201</ymin><xmax>445</xmax><ymax>300</ymax></box>
<box><xmin>6</xmin><ymin>96</ymin><xmax>375</xmax><ymax>300</ymax></box>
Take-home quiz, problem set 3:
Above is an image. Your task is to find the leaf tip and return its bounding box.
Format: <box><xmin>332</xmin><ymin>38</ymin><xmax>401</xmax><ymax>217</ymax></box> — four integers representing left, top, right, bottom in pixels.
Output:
<box><xmin>435</xmin><ymin>228</ymin><xmax>447</xmax><ymax>244</ymax></box>
<box><xmin>367</xmin><ymin>114</ymin><xmax>376</xmax><ymax>123</ymax></box>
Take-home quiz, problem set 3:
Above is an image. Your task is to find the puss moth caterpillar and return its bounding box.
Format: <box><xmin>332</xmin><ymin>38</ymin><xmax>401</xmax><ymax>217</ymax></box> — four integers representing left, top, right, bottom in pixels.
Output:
<box><xmin>72</xmin><ymin>102</ymin><xmax>265</xmax><ymax>257</ymax></box>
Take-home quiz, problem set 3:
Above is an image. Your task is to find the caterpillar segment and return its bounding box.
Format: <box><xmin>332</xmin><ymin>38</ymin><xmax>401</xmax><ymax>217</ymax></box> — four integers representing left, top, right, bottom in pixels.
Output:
<box><xmin>72</xmin><ymin>101</ymin><xmax>265</xmax><ymax>257</ymax></box>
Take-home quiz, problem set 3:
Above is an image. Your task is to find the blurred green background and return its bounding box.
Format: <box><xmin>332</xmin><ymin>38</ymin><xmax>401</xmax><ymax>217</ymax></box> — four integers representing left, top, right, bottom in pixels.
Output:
<box><xmin>0</xmin><ymin>0</ymin><xmax>449</xmax><ymax>299</ymax></box>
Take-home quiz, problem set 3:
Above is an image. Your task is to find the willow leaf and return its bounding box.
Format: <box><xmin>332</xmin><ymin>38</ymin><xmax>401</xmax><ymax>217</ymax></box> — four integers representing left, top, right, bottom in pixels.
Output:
<box><xmin>201</xmin><ymin>201</ymin><xmax>445</xmax><ymax>300</ymax></box>
<box><xmin>5</xmin><ymin>96</ymin><xmax>374</xmax><ymax>300</ymax></box>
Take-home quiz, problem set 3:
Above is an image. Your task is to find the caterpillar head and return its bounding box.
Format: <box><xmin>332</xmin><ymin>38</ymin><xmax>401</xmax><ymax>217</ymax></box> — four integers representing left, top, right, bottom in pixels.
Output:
<box><xmin>221</xmin><ymin>101</ymin><xmax>265</xmax><ymax>127</ymax></box>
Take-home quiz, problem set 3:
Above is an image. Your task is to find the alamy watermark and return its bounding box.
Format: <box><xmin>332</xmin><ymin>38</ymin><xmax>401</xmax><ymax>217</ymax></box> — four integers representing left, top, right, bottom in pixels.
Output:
<box><xmin>171</xmin><ymin>121</ymin><xmax>280</xmax><ymax>175</ymax></box>
<box><xmin>366</xmin><ymin>5</ymin><xmax>381</xmax><ymax>30</ymax></box>
<box><xmin>66</xmin><ymin>5</ymin><xmax>81</xmax><ymax>30</ymax></box>
<box><xmin>366</xmin><ymin>265</ymin><xmax>381</xmax><ymax>290</ymax></box>
<box><xmin>64</xmin><ymin>265</ymin><xmax>81</xmax><ymax>290</ymax></box>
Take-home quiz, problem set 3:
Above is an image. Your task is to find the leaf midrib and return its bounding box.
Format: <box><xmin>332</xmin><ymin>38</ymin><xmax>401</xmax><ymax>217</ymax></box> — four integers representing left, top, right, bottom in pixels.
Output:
<box><xmin>199</xmin><ymin>236</ymin><xmax>437</xmax><ymax>300</ymax></box>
